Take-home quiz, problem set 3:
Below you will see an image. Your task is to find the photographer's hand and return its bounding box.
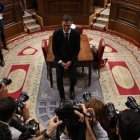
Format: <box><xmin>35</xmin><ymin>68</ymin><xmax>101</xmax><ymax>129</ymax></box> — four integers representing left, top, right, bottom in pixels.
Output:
<box><xmin>86</xmin><ymin>108</ymin><xmax>98</xmax><ymax>125</ymax></box>
<box><xmin>74</xmin><ymin>110</ymin><xmax>84</xmax><ymax>122</ymax></box>
<box><xmin>78</xmin><ymin>103</ymin><xmax>87</xmax><ymax>113</ymax></box>
<box><xmin>25</xmin><ymin>117</ymin><xmax>38</xmax><ymax>124</ymax></box>
<box><xmin>46</xmin><ymin>116</ymin><xmax>63</xmax><ymax>137</ymax></box>
<box><xmin>74</xmin><ymin>110</ymin><xmax>96</xmax><ymax>140</ymax></box>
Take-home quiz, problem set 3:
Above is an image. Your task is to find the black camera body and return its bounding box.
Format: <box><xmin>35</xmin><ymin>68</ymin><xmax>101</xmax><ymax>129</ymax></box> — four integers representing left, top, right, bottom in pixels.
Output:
<box><xmin>16</xmin><ymin>92</ymin><xmax>29</xmax><ymax>110</ymax></box>
<box><xmin>55</xmin><ymin>103</ymin><xmax>81</xmax><ymax>125</ymax></box>
<box><xmin>55</xmin><ymin>102</ymin><xmax>92</xmax><ymax>126</ymax></box>
<box><xmin>105</xmin><ymin>103</ymin><xmax>119</xmax><ymax>128</ymax></box>
<box><xmin>10</xmin><ymin>115</ymin><xmax>39</xmax><ymax>136</ymax></box>
<box><xmin>0</xmin><ymin>78</ymin><xmax>12</xmax><ymax>89</ymax></box>
<box><xmin>125</xmin><ymin>96</ymin><xmax>140</xmax><ymax>113</ymax></box>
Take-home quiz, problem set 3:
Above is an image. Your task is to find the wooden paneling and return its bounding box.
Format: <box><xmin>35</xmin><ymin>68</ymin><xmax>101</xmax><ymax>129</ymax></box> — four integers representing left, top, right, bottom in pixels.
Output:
<box><xmin>37</xmin><ymin>0</ymin><xmax>94</xmax><ymax>26</ymax></box>
<box><xmin>108</xmin><ymin>0</ymin><xmax>140</xmax><ymax>43</ymax></box>
<box><xmin>0</xmin><ymin>0</ymin><xmax>24</xmax><ymax>40</ymax></box>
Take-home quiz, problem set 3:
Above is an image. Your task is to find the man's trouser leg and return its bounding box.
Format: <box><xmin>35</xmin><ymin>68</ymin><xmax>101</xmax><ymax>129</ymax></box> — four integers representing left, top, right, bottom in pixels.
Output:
<box><xmin>55</xmin><ymin>62</ymin><xmax>65</xmax><ymax>99</ymax></box>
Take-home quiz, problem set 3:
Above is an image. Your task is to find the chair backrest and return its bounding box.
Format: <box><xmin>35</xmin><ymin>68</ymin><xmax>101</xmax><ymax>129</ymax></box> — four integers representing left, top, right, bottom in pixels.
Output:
<box><xmin>71</xmin><ymin>24</ymin><xmax>83</xmax><ymax>34</ymax></box>
<box><xmin>41</xmin><ymin>39</ymin><xmax>48</xmax><ymax>56</ymax></box>
<box><xmin>98</xmin><ymin>38</ymin><xmax>105</xmax><ymax>64</ymax></box>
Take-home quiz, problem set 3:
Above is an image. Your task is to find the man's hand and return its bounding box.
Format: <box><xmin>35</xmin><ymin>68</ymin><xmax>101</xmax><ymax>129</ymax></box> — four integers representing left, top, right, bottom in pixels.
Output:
<box><xmin>60</xmin><ymin>61</ymin><xmax>67</xmax><ymax>70</ymax></box>
<box><xmin>64</xmin><ymin>61</ymin><xmax>72</xmax><ymax>70</ymax></box>
<box><xmin>60</xmin><ymin>61</ymin><xmax>72</xmax><ymax>70</ymax></box>
<box><xmin>0</xmin><ymin>84</ymin><xmax>8</xmax><ymax>97</ymax></box>
<box><xmin>46</xmin><ymin>116</ymin><xmax>63</xmax><ymax>137</ymax></box>
<box><xmin>66</xmin><ymin>61</ymin><xmax>72</xmax><ymax>67</ymax></box>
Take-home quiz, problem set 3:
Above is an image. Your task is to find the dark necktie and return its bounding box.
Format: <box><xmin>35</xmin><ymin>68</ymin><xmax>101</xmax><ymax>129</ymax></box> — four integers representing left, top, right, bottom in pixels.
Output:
<box><xmin>65</xmin><ymin>33</ymin><xmax>69</xmax><ymax>42</ymax></box>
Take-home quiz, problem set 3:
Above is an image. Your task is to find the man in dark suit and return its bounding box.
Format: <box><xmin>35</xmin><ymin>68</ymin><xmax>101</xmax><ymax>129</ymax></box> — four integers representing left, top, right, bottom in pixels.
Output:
<box><xmin>52</xmin><ymin>15</ymin><xmax>80</xmax><ymax>100</ymax></box>
<box><xmin>0</xmin><ymin>2</ymin><xmax>9</xmax><ymax>50</ymax></box>
<box><xmin>0</xmin><ymin>48</ymin><xmax>5</xmax><ymax>67</ymax></box>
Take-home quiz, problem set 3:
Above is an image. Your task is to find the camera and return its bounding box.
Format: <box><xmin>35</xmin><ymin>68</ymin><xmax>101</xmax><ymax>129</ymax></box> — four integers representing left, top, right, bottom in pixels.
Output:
<box><xmin>0</xmin><ymin>78</ymin><xmax>12</xmax><ymax>89</ymax></box>
<box><xmin>125</xmin><ymin>96</ymin><xmax>140</xmax><ymax>113</ymax></box>
<box><xmin>55</xmin><ymin>103</ymin><xmax>81</xmax><ymax>125</ymax></box>
<box><xmin>83</xmin><ymin>91</ymin><xmax>91</xmax><ymax>102</ymax></box>
<box><xmin>55</xmin><ymin>102</ymin><xmax>92</xmax><ymax>125</ymax></box>
<box><xmin>16</xmin><ymin>92</ymin><xmax>29</xmax><ymax>110</ymax></box>
<box><xmin>105</xmin><ymin>103</ymin><xmax>119</xmax><ymax>128</ymax></box>
<box><xmin>10</xmin><ymin>115</ymin><xmax>39</xmax><ymax>136</ymax></box>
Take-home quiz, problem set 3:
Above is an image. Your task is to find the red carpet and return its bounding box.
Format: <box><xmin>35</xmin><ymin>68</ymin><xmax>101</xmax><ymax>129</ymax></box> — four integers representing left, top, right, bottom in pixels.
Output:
<box><xmin>108</xmin><ymin>61</ymin><xmax>140</xmax><ymax>95</ymax></box>
<box><xmin>7</xmin><ymin>64</ymin><xmax>30</xmax><ymax>99</ymax></box>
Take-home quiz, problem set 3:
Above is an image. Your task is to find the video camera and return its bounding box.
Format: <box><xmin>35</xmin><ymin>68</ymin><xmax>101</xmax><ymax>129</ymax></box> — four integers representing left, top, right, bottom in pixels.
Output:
<box><xmin>125</xmin><ymin>96</ymin><xmax>140</xmax><ymax>113</ymax></box>
<box><xmin>10</xmin><ymin>115</ymin><xmax>39</xmax><ymax>137</ymax></box>
<box><xmin>0</xmin><ymin>78</ymin><xmax>12</xmax><ymax>89</ymax></box>
<box><xmin>105</xmin><ymin>103</ymin><xmax>119</xmax><ymax>128</ymax></box>
<box><xmin>16</xmin><ymin>92</ymin><xmax>29</xmax><ymax>110</ymax></box>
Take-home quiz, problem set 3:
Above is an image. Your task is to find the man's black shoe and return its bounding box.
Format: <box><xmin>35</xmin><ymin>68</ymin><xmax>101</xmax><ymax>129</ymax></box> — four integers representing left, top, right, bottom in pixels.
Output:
<box><xmin>70</xmin><ymin>91</ymin><xmax>75</xmax><ymax>100</ymax></box>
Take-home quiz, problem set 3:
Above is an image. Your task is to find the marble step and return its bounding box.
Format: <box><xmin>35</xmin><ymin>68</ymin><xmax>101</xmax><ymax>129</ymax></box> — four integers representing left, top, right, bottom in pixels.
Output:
<box><xmin>96</xmin><ymin>17</ymin><xmax>109</xmax><ymax>24</ymax></box>
<box><xmin>26</xmin><ymin>24</ymin><xmax>41</xmax><ymax>33</ymax></box>
<box><xmin>23</xmin><ymin>11</ymin><xmax>32</xmax><ymax>20</ymax></box>
<box><xmin>24</xmin><ymin>18</ymin><xmax>36</xmax><ymax>26</ymax></box>
<box><xmin>100</xmin><ymin>9</ymin><xmax>110</xmax><ymax>18</ymax></box>
<box><xmin>92</xmin><ymin>23</ymin><xmax>106</xmax><ymax>31</ymax></box>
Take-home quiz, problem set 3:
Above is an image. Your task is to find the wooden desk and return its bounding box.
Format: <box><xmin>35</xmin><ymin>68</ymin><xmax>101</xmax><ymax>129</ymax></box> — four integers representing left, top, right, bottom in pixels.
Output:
<box><xmin>46</xmin><ymin>34</ymin><xmax>93</xmax><ymax>88</ymax></box>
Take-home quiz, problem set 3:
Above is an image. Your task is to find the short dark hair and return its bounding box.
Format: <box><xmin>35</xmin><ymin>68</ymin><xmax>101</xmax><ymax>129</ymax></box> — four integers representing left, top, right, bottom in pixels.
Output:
<box><xmin>0</xmin><ymin>97</ymin><xmax>17</xmax><ymax>122</ymax></box>
<box><xmin>0</xmin><ymin>123</ymin><xmax>12</xmax><ymax>140</ymax></box>
<box><xmin>62</xmin><ymin>15</ymin><xmax>73</xmax><ymax>22</ymax></box>
<box><xmin>118</xmin><ymin>109</ymin><xmax>140</xmax><ymax>140</ymax></box>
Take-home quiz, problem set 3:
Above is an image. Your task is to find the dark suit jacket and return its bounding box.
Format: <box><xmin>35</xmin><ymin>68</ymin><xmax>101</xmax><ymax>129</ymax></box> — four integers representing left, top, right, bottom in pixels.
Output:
<box><xmin>52</xmin><ymin>28</ymin><xmax>80</xmax><ymax>63</ymax></box>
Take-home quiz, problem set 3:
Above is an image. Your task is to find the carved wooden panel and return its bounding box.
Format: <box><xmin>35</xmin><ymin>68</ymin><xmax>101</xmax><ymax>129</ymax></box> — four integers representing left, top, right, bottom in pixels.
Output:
<box><xmin>117</xmin><ymin>6</ymin><xmax>139</xmax><ymax>27</ymax></box>
<box><xmin>37</xmin><ymin>0</ymin><xmax>94</xmax><ymax>25</ymax></box>
<box><xmin>48</xmin><ymin>1</ymin><xmax>82</xmax><ymax>14</ymax></box>
<box><xmin>4</xmin><ymin>4</ymin><xmax>16</xmax><ymax>24</ymax></box>
<box><xmin>108</xmin><ymin>0</ymin><xmax>140</xmax><ymax>43</ymax></box>
<box><xmin>0</xmin><ymin>0</ymin><xmax>24</xmax><ymax>40</ymax></box>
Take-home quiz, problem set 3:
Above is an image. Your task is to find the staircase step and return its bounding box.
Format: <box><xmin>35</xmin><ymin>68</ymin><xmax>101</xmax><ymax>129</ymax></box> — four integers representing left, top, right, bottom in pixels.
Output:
<box><xmin>24</xmin><ymin>19</ymin><xmax>36</xmax><ymax>26</ymax></box>
<box><xmin>96</xmin><ymin>17</ymin><xmax>109</xmax><ymax>24</ymax></box>
<box><xmin>23</xmin><ymin>11</ymin><xmax>32</xmax><ymax>20</ymax></box>
<box><xmin>100</xmin><ymin>9</ymin><xmax>110</xmax><ymax>18</ymax></box>
<box><xmin>92</xmin><ymin>23</ymin><xmax>106</xmax><ymax>31</ymax></box>
<box><xmin>26</xmin><ymin>24</ymin><xmax>41</xmax><ymax>33</ymax></box>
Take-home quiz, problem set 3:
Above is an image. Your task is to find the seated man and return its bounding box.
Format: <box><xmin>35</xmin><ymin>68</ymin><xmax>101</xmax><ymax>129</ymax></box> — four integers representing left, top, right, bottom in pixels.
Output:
<box><xmin>52</xmin><ymin>15</ymin><xmax>80</xmax><ymax>100</ymax></box>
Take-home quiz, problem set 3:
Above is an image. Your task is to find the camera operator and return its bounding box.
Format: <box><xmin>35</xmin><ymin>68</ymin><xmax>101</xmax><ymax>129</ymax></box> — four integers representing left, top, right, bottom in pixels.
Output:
<box><xmin>0</xmin><ymin>78</ymin><xmax>30</xmax><ymax>121</ymax></box>
<box><xmin>116</xmin><ymin>109</ymin><xmax>140</xmax><ymax>140</ymax></box>
<box><xmin>0</xmin><ymin>96</ymin><xmax>63</xmax><ymax>140</ymax></box>
<box><xmin>85</xmin><ymin>98</ymin><xmax>119</xmax><ymax>140</ymax></box>
<box><xmin>0</xmin><ymin>97</ymin><xmax>22</xmax><ymax>140</ymax></box>
<box><xmin>75</xmin><ymin>103</ymin><xmax>109</xmax><ymax>140</ymax></box>
<box><xmin>56</xmin><ymin>102</ymin><xmax>109</xmax><ymax>140</ymax></box>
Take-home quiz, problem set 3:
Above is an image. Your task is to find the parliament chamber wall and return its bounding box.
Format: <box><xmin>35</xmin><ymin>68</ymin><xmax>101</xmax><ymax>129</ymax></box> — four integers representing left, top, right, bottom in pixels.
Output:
<box><xmin>108</xmin><ymin>0</ymin><xmax>140</xmax><ymax>43</ymax></box>
<box><xmin>1</xmin><ymin>0</ymin><xmax>24</xmax><ymax>40</ymax></box>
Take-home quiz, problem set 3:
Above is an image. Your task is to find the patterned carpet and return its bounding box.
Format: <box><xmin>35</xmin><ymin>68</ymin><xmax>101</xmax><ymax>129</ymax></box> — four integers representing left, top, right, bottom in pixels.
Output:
<box><xmin>84</xmin><ymin>29</ymin><xmax>140</xmax><ymax>110</ymax></box>
<box><xmin>0</xmin><ymin>29</ymin><xmax>140</xmax><ymax>129</ymax></box>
